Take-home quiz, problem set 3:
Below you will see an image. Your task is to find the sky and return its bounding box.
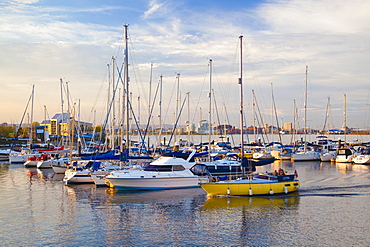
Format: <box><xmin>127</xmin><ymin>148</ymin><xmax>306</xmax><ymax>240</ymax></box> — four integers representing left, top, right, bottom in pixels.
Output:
<box><xmin>1</xmin><ymin>0</ymin><xmax>370</xmax><ymax>131</ymax></box>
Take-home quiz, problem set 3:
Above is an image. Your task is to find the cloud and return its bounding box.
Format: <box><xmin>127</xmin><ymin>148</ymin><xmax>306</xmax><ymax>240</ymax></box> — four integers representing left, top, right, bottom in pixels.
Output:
<box><xmin>10</xmin><ymin>0</ymin><xmax>40</xmax><ymax>4</ymax></box>
<box><xmin>143</xmin><ymin>0</ymin><xmax>165</xmax><ymax>19</ymax></box>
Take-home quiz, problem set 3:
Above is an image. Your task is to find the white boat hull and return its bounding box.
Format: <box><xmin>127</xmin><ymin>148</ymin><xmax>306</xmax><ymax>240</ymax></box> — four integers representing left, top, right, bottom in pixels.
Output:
<box><xmin>292</xmin><ymin>152</ymin><xmax>320</xmax><ymax>161</ymax></box>
<box><xmin>91</xmin><ymin>174</ymin><xmax>109</xmax><ymax>186</ymax></box>
<box><xmin>24</xmin><ymin>160</ymin><xmax>38</xmax><ymax>167</ymax></box>
<box><xmin>52</xmin><ymin>165</ymin><xmax>67</xmax><ymax>174</ymax></box>
<box><xmin>63</xmin><ymin>170</ymin><xmax>94</xmax><ymax>184</ymax></box>
<box><xmin>107</xmin><ymin>176</ymin><xmax>201</xmax><ymax>190</ymax></box>
<box><xmin>353</xmin><ymin>155</ymin><xmax>370</xmax><ymax>164</ymax></box>
<box><xmin>335</xmin><ymin>155</ymin><xmax>354</xmax><ymax>163</ymax></box>
<box><xmin>9</xmin><ymin>154</ymin><xmax>39</xmax><ymax>164</ymax></box>
<box><xmin>320</xmin><ymin>152</ymin><xmax>336</xmax><ymax>162</ymax></box>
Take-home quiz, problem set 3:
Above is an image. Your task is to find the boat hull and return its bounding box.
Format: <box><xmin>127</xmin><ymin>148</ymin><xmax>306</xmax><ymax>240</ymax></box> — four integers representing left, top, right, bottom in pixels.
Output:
<box><xmin>201</xmin><ymin>178</ymin><xmax>300</xmax><ymax>196</ymax></box>
<box><xmin>107</xmin><ymin>176</ymin><xmax>203</xmax><ymax>190</ymax></box>
<box><xmin>52</xmin><ymin>165</ymin><xmax>67</xmax><ymax>174</ymax></box>
<box><xmin>353</xmin><ymin>155</ymin><xmax>370</xmax><ymax>164</ymax></box>
<box><xmin>292</xmin><ymin>152</ymin><xmax>320</xmax><ymax>161</ymax></box>
<box><xmin>63</xmin><ymin>170</ymin><xmax>94</xmax><ymax>184</ymax></box>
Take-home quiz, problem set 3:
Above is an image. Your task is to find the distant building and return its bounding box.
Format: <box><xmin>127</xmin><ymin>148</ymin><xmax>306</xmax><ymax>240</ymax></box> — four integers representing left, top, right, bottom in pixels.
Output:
<box><xmin>40</xmin><ymin>113</ymin><xmax>93</xmax><ymax>137</ymax></box>
<box><xmin>197</xmin><ymin>120</ymin><xmax>212</xmax><ymax>134</ymax></box>
<box><xmin>283</xmin><ymin>122</ymin><xmax>292</xmax><ymax>132</ymax></box>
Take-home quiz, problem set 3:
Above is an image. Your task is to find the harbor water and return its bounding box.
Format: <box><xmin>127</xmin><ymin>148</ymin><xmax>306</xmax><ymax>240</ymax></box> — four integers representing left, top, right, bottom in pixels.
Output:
<box><xmin>1</xmin><ymin>159</ymin><xmax>369</xmax><ymax>246</ymax></box>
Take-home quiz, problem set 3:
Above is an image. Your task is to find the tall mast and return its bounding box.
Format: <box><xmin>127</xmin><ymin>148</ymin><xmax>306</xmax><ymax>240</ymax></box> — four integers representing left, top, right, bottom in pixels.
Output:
<box><xmin>239</xmin><ymin>35</ymin><xmax>244</xmax><ymax>158</ymax></box>
<box><xmin>187</xmin><ymin>92</ymin><xmax>190</xmax><ymax>146</ymax></box>
<box><xmin>208</xmin><ymin>58</ymin><xmax>213</xmax><ymax>153</ymax></box>
<box><xmin>175</xmin><ymin>73</ymin><xmax>180</xmax><ymax>143</ymax></box>
<box><xmin>252</xmin><ymin>90</ymin><xmax>256</xmax><ymax>142</ymax></box>
<box><xmin>29</xmin><ymin>84</ymin><xmax>34</xmax><ymax>147</ymax></box>
<box><xmin>111</xmin><ymin>56</ymin><xmax>116</xmax><ymax>150</ymax></box>
<box><xmin>343</xmin><ymin>93</ymin><xmax>347</xmax><ymax>144</ymax></box>
<box><xmin>124</xmin><ymin>23</ymin><xmax>129</xmax><ymax>152</ymax></box>
<box><xmin>148</xmin><ymin>63</ymin><xmax>153</xmax><ymax>147</ymax></box>
<box><xmin>60</xmin><ymin>78</ymin><xmax>64</xmax><ymax>147</ymax></box>
<box><xmin>158</xmin><ymin>75</ymin><xmax>163</xmax><ymax>146</ymax></box>
<box><xmin>304</xmin><ymin>65</ymin><xmax>308</xmax><ymax>152</ymax></box>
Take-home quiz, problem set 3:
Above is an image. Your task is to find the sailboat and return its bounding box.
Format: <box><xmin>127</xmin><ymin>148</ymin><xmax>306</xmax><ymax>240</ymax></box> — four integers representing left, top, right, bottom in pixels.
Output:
<box><xmin>200</xmin><ymin>36</ymin><xmax>300</xmax><ymax>196</ymax></box>
<box><xmin>291</xmin><ymin>66</ymin><xmax>320</xmax><ymax>161</ymax></box>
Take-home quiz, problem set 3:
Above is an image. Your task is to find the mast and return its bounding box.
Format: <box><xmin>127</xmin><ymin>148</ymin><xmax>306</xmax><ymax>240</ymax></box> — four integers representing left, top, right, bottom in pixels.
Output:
<box><xmin>208</xmin><ymin>58</ymin><xmax>213</xmax><ymax>156</ymax></box>
<box><xmin>29</xmin><ymin>84</ymin><xmax>35</xmax><ymax>147</ymax></box>
<box><xmin>124</xmin><ymin>23</ymin><xmax>129</xmax><ymax>153</ymax></box>
<box><xmin>111</xmin><ymin>56</ymin><xmax>116</xmax><ymax>150</ymax></box>
<box><xmin>252</xmin><ymin>90</ymin><xmax>256</xmax><ymax>142</ymax></box>
<box><xmin>304</xmin><ymin>65</ymin><xmax>308</xmax><ymax>152</ymax></box>
<box><xmin>148</xmin><ymin>63</ymin><xmax>153</xmax><ymax>147</ymax></box>
<box><xmin>291</xmin><ymin>99</ymin><xmax>297</xmax><ymax>145</ymax></box>
<box><xmin>60</xmin><ymin>78</ymin><xmax>64</xmax><ymax>147</ymax></box>
<box><xmin>343</xmin><ymin>93</ymin><xmax>347</xmax><ymax>144</ymax></box>
<box><xmin>239</xmin><ymin>35</ymin><xmax>244</xmax><ymax>158</ymax></box>
<box><xmin>175</xmin><ymin>73</ymin><xmax>180</xmax><ymax>143</ymax></box>
<box><xmin>158</xmin><ymin>75</ymin><xmax>163</xmax><ymax>146</ymax></box>
<box><xmin>187</xmin><ymin>92</ymin><xmax>190</xmax><ymax>146</ymax></box>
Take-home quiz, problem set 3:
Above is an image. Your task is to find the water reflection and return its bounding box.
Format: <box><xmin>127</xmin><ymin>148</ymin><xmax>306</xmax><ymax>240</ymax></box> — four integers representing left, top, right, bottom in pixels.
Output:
<box><xmin>202</xmin><ymin>195</ymin><xmax>300</xmax><ymax>210</ymax></box>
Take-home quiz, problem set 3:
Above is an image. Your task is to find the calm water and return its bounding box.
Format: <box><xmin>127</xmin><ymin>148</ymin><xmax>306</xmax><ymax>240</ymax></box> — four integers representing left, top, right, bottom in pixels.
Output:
<box><xmin>1</xmin><ymin>160</ymin><xmax>369</xmax><ymax>246</ymax></box>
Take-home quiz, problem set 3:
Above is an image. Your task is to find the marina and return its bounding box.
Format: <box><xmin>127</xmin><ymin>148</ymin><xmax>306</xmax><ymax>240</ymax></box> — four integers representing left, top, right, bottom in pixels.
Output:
<box><xmin>1</xmin><ymin>1</ymin><xmax>370</xmax><ymax>246</ymax></box>
<box><xmin>1</xmin><ymin>157</ymin><xmax>369</xmax><ymax>246</ymax></box>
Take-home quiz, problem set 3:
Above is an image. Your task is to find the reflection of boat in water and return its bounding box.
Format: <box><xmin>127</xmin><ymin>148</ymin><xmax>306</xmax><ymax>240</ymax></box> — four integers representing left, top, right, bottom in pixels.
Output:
<box><xmin>202</xmin><ymin>194</ymin><xmax>300</xmax><ymax>210</ymax></box>
<box><xmin>200</xmin><ymin>170</ymin><xmax>300</xmax><ymax>196</ymax></box>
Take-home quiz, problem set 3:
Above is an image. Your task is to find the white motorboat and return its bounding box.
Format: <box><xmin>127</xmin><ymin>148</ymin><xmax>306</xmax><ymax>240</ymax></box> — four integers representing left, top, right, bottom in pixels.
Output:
<box><xmin>353</xmin><ymin>154</ymin><xmax>370</xmax><ymax>164</ymax></box>
<box><xmin>106</xmin><ymin>151</ymin><xmax>208</xmax><ymax>190</ymax></box>
<box><xmin>353</xmin><ymin>149</ymin><xmax>370</xmax><ymax>164</ymax></box>
<box><xmin>335</xmin><ymin>148</ymin><xmax>355</xmax><ymax>163</ymax></box>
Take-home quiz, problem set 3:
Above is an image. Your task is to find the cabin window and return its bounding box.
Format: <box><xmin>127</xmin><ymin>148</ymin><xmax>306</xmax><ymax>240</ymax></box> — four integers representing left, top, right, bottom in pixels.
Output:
<box><xmin>172</xmin><ymin>165</ymin><xmax>185</xmax><ymax>171</ymax></box>
<box><xmin>143</xmin><ymin>165</ymin><xmax>173</xmax><ymax>172</ymax></box>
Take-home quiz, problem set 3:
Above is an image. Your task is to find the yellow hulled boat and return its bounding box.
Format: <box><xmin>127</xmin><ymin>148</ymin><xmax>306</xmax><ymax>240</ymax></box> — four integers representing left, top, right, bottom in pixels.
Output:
<box><xmin>200</xmin><ymin>172</ymin><xmax>300</xmax><ymax>196</ymax></box>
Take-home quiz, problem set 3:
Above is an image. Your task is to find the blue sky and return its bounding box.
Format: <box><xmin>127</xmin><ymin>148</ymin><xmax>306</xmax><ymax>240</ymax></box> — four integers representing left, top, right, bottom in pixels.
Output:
<box><xmin>1</xmin><ymin>0</ymin><xmax>370</xmax><ymax>131</ymax></box>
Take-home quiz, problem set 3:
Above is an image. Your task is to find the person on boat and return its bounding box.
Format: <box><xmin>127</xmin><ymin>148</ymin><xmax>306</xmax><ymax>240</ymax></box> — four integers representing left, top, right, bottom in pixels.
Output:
<box><xmin>278</xmin><ymin>168</ymin><xmax>284</xmax><ymax>175</ymax></box>
<box><xmin>273</xmin><ymin>170</ymin><xmax>278</xmax><ymax>176</ymax></box>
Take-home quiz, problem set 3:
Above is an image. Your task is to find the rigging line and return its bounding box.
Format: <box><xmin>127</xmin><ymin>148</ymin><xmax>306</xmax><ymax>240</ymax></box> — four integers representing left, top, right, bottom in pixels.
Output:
<box><xmin>222</xmin><ymin>103</ymin><xmax>236</xmax><ymax>147</ymax></box>
<box><xmin>271</xmin><ymin>84</ymin><xmax>283</xmax><ymax>143</ymax></box>
<box><xmin>127</xmin><ymin>29</ymin><xmax>149</xmax><ymax>110</ymax></box>
<box><xmin>212</xmin><ymin>59</ymin><xmax>231</xmax><ymax>112</ymax></box>
<box><xmin>161</xmin><ymin>75</ymin><xmax>177</xmax><ymax>132</ymax></box>
<box><xmin>141</xmin><ymin>77</ymin><xmax>161</xmax><ymax>146</ymax></box>
<box><xmin>16</xmin><ymin>86</ymin><xmax>33</xmax><ymax>137</ymax></box>
<box><xmin>116</xmin><ymin>65</ymin><xmax>148</xmax><ymax>152</ymax></box>
<box><xmin>88</xmin><ymin>67</ymin><xmax>109</xmax><ymax>123</ymax></box>
<box><xmin>322</xmin><ymin>97</ymin><xmax>330</xmax><ymax>132</ymax></box>
<box><xmin>190</xmin><ymin>62</ymin><xmax>209</xmax><ymax>125</ymax></box>
<box><xmin>212</xmin><ymin>89</ymin><xmax>222</xmax><ymax>131</ymax></box>
<box><xmin>166</xmin><ymin>96</ymin><xmax>187</xmax><ymax>149</ymax></box>
<box><xmin>253</xmin><ymin>91</ymin><xmax>268</xmax><ymax>143</ymax></box>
